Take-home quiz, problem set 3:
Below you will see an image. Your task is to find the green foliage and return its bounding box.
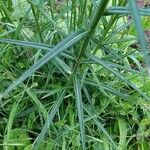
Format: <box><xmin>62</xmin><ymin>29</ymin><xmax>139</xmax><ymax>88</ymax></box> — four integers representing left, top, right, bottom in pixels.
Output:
<box><xmin>0</xmin><ymin>0</ymin><xmax>150</xmax><ymax>149</ymax></box>
<box><xmin>3</xmin><ymin>128</ymin><xmax>31</xmax><ymax>150</ymax></box>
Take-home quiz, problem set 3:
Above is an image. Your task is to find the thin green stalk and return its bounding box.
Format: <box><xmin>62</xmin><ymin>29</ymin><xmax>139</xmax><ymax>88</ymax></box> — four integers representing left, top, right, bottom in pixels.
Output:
<box><xmin>94</xmin><ymin>1</ymin><xmax>127</xmax><ymax>53</ymax></box>
<box><xmin>78</xmin><ymin>0</ymin><xmax>87</xmax><ymax>27</ymax></box>
<box><xmin>74</xmin><ymin>0</ymin><xmax>110</xmax><ymax>71</ymax></box>
<box><xmin>94</xmin><ymin>15</ymin><xmax>118</xmax><ymax>53</ymax></box>
<box><xmin>28</xmin><ymin>0</ymin><xmax>43</xmax><ymax>42</ymax></box>
<box><xmin>48</xmin><ymin>0</ymin><xmax>54</xmax><ymax>19</ymax></box>
<box><xmin>70</xmin><ymin>0</ymin><xmax>76</xmax><ymax>31</ymax></box>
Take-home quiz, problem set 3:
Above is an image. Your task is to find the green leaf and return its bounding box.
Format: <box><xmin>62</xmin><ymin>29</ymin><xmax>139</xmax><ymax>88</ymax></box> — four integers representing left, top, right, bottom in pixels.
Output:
<box><xmin>88</xmin><ymin>54</ymin><xmax>150</xmax><ymax>101</ymax></box>
<box><xmin>73</xmin><ymin>74</ymin><xmax>86</xmax><ymax>150</ymax></box>
<box><xmin>33</xmin><ymin>91</ymin><xmax>66</xmax><ymax>150</ymax></box>
<box><xmin>0</xmin><ymin>30</ymin><xmax>86</xmax><ymax>98</ymax></box>
<box><xmin>128</xmin><ymin>0</ymin><xmax>150</xmax><ymax>75</ymax></box>
<box><xmin>118</xmin><ymin>119</ymin><xmax>127</xmax><ymax>150</ymax></box>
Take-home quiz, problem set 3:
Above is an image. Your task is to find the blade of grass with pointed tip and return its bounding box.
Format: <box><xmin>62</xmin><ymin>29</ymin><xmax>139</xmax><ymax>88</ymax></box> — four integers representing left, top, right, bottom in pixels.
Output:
<box><xmin>0</xmin><ymin>30</ymin><xmax>87</xmax><ymax>98</ymax></box>
<box><xmin>2</xmin><ymin>70</ymin><xmax>48</xmax><ymax>119</ymax></box>
<box><xmin>53</xmin><ymin>57</ymin><xmax>72</xmax><ymax>75</ymax></box>
<box><xmin>83</xmin><ymin>105</ymin><xmax>117</xmax><ymax>149</ymax></box>
<box><xmin>84</xmin><ymin>79</ymin><xmax>129</xmax><ymax>100</ymax></box>
<box><xmin>88</xmin><ymin>54</ymin><xmax>150</xmax><ymax>101</ymax></box>
<box><xmin>33</xmin><ymin>90</ymin><xmax>66</xmax><ymax>150</ymax></box>
<box><xmin>25</xmin><ymin>88</ymin><xmax>48</xmax><ymax>120</ymax></box>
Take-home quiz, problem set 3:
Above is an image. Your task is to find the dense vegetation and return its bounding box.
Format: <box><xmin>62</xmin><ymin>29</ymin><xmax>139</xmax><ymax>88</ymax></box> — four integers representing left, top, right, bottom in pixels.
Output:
<box><xmin>0</xmin><ymin>0</ymin><xmax>150</xmax><ymax>149</ymax></box>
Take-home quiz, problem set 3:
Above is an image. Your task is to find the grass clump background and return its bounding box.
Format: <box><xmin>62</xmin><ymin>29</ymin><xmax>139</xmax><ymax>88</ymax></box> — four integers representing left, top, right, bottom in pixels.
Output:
<box><xmin>0</xmin><ymin>0</ymin><xmax>150</xmax><ymax>149</ymax></box>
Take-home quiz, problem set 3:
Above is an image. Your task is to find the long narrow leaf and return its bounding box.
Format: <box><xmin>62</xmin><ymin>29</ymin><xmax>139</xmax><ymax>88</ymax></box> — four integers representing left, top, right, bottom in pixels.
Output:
<box><xmin>0</xmin><ymin>30</ymin><xmax>86</xmax><ymax>98</ymax></box>
<box><xmin>0</xmin><ymin>39</ymin><xmax>53</xmax><ymax>50</ymax></box>
<box><xmin>73</xmin><ymin>74</ymin><xmax>86</xmax><ymax>150</ymax></box>
<box><xmin>88</xmin><ymin>54</ymin><xmax>150</xmax><ymax>101</ymax></box>
<box><xmin>106</xmin><ymin>6</ymin><xmax>150</xmax><ymax>16</ymax></box>
<box><xmin>83</xmin><ymin>105</ymin><xmax>118</xmax><ymax>149</ymax></box>
<box><xmin>33</xmin><ymin>90</ymin><xmax>66</xmax><ymax>150</ymax></box>
<box><xmin>128</xmin><ymin>0</ymin><xmax>150</xmax><ymax>75</ymax></box>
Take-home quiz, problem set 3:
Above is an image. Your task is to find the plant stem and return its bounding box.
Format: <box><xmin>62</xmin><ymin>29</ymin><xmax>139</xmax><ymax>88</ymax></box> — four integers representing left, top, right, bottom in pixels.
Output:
<box><xmin>74</xmin><ymin>0</ymin><xmax>110</xmax><ymax>72</ymax></box>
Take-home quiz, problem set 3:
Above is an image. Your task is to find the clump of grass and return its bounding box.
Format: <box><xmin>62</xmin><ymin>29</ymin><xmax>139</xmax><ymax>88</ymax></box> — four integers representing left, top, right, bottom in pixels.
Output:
<box><xmin>0</xmin><ymin>0</ymin><xmax>150</xmax><ymax>149</ymax></box>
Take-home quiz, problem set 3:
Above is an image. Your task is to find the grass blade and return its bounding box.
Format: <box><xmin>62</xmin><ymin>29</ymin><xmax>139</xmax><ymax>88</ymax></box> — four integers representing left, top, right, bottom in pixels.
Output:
<box><xmin>83</xmin><ymin>105</ymin><xmax>118</xmax><ymax>149</ymax></box>
<box><xmin>88</xmin><ymin>54</ymin><xmax>150</xmax><ymax>101</ymax></box>
<box><xmin>75</xmin><ymin>0</ymin><xmax>110</xmax><ymax>69</ymax></box>
<box><xmin>33</xmin><ymin>90</ymin><xmax>66</xmax><ymax>150</ymax></box>
<box><xmin>0</xmin><ymin>30</ymin><xmax>86</xmax><ymax>98</ymax></box>
<box><xmin>0</xmin><ymin>39</ymin><xmax>53</xmax><ymax>50</ymax></box>
<box><xmin>128</xmin><ymin>0</ymin><xmax>150</xmax><ymax>75</ymax></box>
<box><xmin>118</xmin><ymin>119</ymin><xmax>127</xmax><ymax>150</ymax></box>
<box><xmin>73</xmin><ymin>74</ymin><xmax>86</xmax><ymax>150</ymax></box>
